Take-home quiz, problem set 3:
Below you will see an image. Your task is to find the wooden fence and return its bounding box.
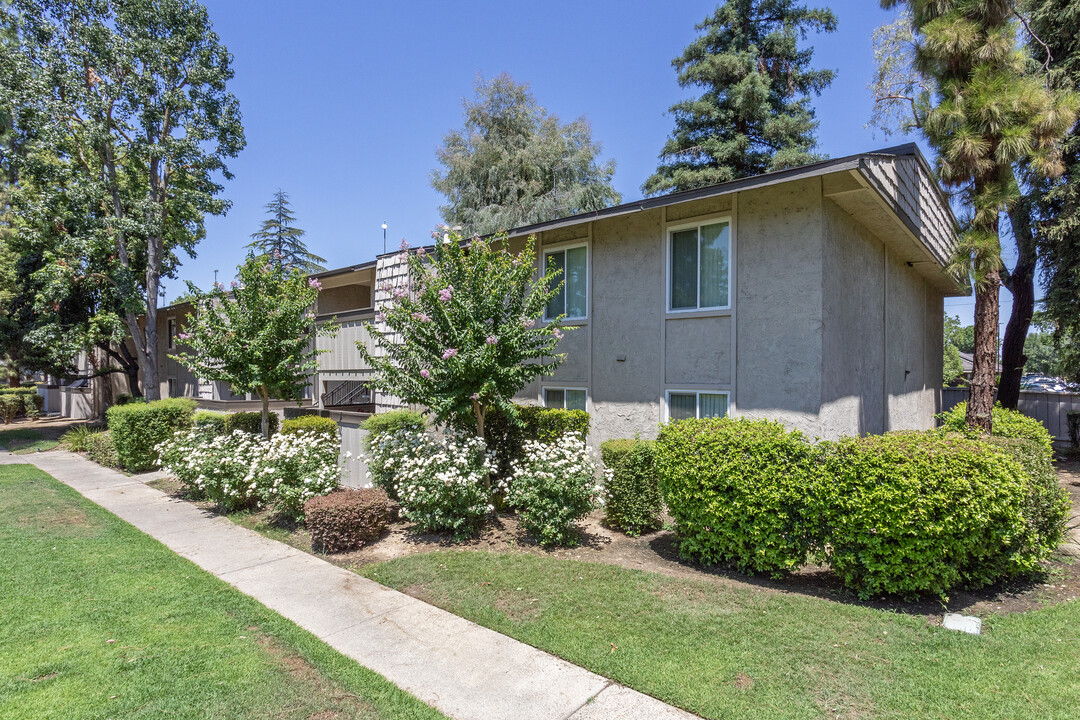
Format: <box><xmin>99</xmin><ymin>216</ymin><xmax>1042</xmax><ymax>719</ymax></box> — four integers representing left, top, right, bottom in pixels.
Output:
<box><xmin>941</xmin><ymin>387</ymin><xmax>1080</xmax><ymax>443</ymax></box>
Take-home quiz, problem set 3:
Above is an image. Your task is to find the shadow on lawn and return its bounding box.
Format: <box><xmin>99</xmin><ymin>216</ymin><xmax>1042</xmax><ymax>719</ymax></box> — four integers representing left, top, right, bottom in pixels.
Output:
<box><xmin>644</xmin><ymin>531</ymin><xmax>1074</xmax><ymax>617</ymax></box>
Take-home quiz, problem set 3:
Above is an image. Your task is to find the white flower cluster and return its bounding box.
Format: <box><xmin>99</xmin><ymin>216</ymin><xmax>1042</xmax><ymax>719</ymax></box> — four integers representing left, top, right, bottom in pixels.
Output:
<box><xmin>156</xmin><ymin>428</ymin><xmax>342</xmax><ymax>517</ymax></box>
<box><xmin>364</xmin><ymin>429</ymin><xmax>493</xmax><ymax>539</ymax></box>
<box><xmin>505</xmin><ymin>432</ymin><xmax>602</xmax><ymax>547</ymax></box>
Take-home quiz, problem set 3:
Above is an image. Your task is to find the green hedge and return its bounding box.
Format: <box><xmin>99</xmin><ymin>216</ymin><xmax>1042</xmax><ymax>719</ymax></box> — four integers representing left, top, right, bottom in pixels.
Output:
<box><xmin>193</xmin><ymin>410</ymin><xmax>227</xmax><ymax>437</ymax></box>
<box><xmin>984</xmin><ymin>436</ymin><xmax>1071</xmax><ymax>562</ymax></box>
<box><xmin>0</xmin><ymin>396</ymin><xmax>21</xmax><ymax>424</ymax></box>
<box><xmin>0</xmin><ymin>386</ymin><xmax>38</xmax><ymax>397</ymax></box>
<box><xmin>600</xmin><ymin>439</ymin><xmax>663</xmax><ymax>536</ymax></box>
<box><xmin>22</xmin><ymin>393</ymin><xmax>44</xmax><ymax>418</ymax></box>
<box><xmin>106</xmin><ymin>398</ymin><xmax>196</xmax><ymax>471</ymax></box>
<box><xmin>224</xmin><ymin>411</ymin><xmax>278</xmax><ymax>436</ymax></box>
<box><xmin>656</xmin><ymin>418</ymin><xmax>821</xmax><ymax>575</ymax></box>
<box><xmin>816</xmin><ymin>432</ymin><xmax>1049</xmax><ymax>598</ymax></box>
<box><xmin>361</xmin><ymin>409</ymin><xmax>427</xmax><ymax>437</ymax></box>
<box><xmin>485</xmin><ymin>404</ymin><xmax>590</xmax><ymax>479</ymax></box>
<box><xmin>938</xmin><ymin>401</ymin><xmax>1054</xmax><ymax>452</ymax></box>
<box><xmin>86</xmin><ymin>431</ymin><xmax>120</xmax><ymax>469</ymax></box>
<box><xmin>281</xmin><ymin>415</ymin><xmax>339</xmax><ymax>440</ymax></box>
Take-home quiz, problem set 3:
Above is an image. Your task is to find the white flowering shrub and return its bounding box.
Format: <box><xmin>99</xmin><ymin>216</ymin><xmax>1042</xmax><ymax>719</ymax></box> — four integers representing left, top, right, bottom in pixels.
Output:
<box><xmin>366</xmin><ymin>430</ymin><xmax>494</xmax><ymax>539</ymax></box>
<box><xmin>506</xmin><ymin>433</ymin><xmax>602</xmax><ymax>547</ymax></box>
<box><xmin>158</xmin><ymin>429</ymin><xmax>264</xmax><ymax>512</ymax></box>
<box><xmin>254</xmin><ymin>429</ymin><xmax>343</xmax><ymax>519</ymax></box>
<box><xmin>157</xmin><ymin>429</ymin><xmax>342</xmax><ymax>517</ymax></box>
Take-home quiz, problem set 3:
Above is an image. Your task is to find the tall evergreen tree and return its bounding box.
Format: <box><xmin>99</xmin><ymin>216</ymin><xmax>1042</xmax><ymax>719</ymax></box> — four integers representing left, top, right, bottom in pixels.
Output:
<box><xmin>245</xmin><ymin>190</ymin><xmax>326</xmax><ymax>272</ymax></box>
<box><xmin>875</xmin><ymin>1</ymin><xmax>1077</xmax><ymax>430</ymax></box>
<box><xmin>432</xmin><ymin>74</ymin><xmax>621</xmax><ymax>238</ymax></box>
<box><xmin>643</xmin><ymin>0</ymin><xmax>837</xmax><ymax>196</ymax></box>
<box><xmin>1024</xmin><ymin>0</ymin><xmax>1080</xmax><ymax>384</ymax></box>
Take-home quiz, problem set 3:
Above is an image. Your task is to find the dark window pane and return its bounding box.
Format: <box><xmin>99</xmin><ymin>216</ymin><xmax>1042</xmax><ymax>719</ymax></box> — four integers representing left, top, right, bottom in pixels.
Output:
<box><xmin>670</xmin><ymin>230</ymin><xmax>698</xmax><ymax>309</ymax></box>
<box><xmin>669</xmin><ymin>393</ymin><xmax>696</xmax><ymax>421</ymax></box>
<box><xmin>545</xmin><ymin>251</ymin><xmax>566</xmax><ymax>320</ymax></box>
<box><xmin>699</xmin><ymin>393</ymin><xmax>728</xmax><ymax>418</ymax></box>
<box><xmin>565</xmin><ymin>389</ymin><xmax>586</xmax><ymax>412</ymax></box>
<box><xmin>544</xmin><ymin>388</ymin><xmax>565</xmax><ymax>409</ymax></box>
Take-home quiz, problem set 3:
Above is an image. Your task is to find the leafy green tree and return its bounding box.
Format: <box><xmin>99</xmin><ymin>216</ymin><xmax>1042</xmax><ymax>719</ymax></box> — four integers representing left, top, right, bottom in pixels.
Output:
<box><xmin>171</xmin><ymin>255</ymin><xmax>335</xmax><ymax>438</ymax></box>
<box><xmin>245</xmin><ymin>190</ymin><xmax>326</xmax><ymax>273</ymax></box>
<box><xmin>874</xmin><ymin>1</ymin><xmax>1077</xmax><ymax>431</ymax></box>
<box><xmin>944</xmin><ymin>343</ymin><xmax>965</xmax><ymax>385</ymax></box>
<box><xmin>432</xmin><ymin>74</ymin><xmax>621</xmax><ymax>238</ymax></box>
<box><xmin>1024</xmin><ymin>0</ymin><xmax>1080</xmax><ymax>386</ymax></box>
<box><xmin>358</xmin><ymin>232</ymin><xmax>571</xmax><ymax>443</ymax></box>
<box><xmin>1022</xmin><ymin>330</ymin><xmax>1058</xmax><ymax>376</ymax></box>
<box><xmin>643</xmin><ymin>0</ymin><xmax>837</xmax><ymax>196</ymax></box>
<box><xmin>6</xmin><ymin>0</ymin><xmax>245</xmax><ymax>401</ymax></box>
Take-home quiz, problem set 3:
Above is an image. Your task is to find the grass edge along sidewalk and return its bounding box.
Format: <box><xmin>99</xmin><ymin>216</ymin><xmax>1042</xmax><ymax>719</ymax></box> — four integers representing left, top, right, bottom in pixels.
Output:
<box><xmin>0</xmin><ymin>463</ymin><xmax>448</xmax><ymax>720</ymax></box>
<box><xmin>363</xmin><ymin>550</ymin><xmax>1080</xmax><ymax>720</ymax></box>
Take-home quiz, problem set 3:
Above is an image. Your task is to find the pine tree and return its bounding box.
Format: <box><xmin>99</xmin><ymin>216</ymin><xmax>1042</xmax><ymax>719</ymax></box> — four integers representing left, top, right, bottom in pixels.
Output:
<box><xmin>1025</xmin><ymin>0</ymin><xmax>1080</xmax><ymax>384</ymax></box>
<box><xmin>643</xmin><ymin>0</ymin><xmax>837</xmax><ymax>196</ymax></box>
<box><xmin>432</xmin><ymin>74</ymin><xmax>621</xmax><ymax>238</ymax></box>
<box><xmin>877</xmin><ymin>0</ymin><xmax>1077</xmax><ymax>430</ymax></box>
<box><xmin>246</xmin><ymin>190</ymin><xmax>326</xmax><ymax>273</ymax></box>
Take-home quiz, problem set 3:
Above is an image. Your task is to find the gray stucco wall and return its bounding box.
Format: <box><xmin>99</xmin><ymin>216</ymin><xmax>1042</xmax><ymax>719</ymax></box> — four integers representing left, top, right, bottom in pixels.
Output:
<box><xmin>734</xmin><ymin>178</ymin><xmax>825</xmax><ymax>435</ymax></box>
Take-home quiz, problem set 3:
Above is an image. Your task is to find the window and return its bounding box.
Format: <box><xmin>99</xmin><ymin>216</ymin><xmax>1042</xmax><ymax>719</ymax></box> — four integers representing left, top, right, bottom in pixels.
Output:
<box><xmin>543</xmin><ymin>387</ymin><xmax>587</xmax><ymax>412</ymax></box>
<box><xmin>666</xmin><ymin>391</ymin><xmax>729</xmax><ymax>421</ymax></box>
<box><xmin>544</xmin><ymin>245</ymin><xmax>588</xmax><ymax>320</ymax></box>
<box><xmin>669</xmin><ymin>220</ymin><xmax>730</xmax><ymax>311</ymax></box>
<box><xmin>167</xmin><ymin>378</ymin><xmax>176</xmax><ymax>398</ymax></box>
<box><xmin>167</xmin><ymin>318</ymin><xmax>177</xmax><ymax>348</ymax></box>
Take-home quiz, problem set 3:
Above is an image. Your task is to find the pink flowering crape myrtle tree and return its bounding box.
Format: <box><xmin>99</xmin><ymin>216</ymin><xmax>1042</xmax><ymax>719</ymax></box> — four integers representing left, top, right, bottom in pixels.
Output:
<box><xmin>171</xmin><ymin>253</ymin><xmax>337</xmax><ymax>438</ymax></box>
<box><xmin>359</xmin><ymin>229</ymin><xmax>573</xmax><ymax>441</ymax></box>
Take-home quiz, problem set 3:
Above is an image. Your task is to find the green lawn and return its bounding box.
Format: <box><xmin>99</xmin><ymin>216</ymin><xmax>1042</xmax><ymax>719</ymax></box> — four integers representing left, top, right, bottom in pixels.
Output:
<box><xmin>0</xmin><ymin>464</ymin><xmax>446</xmax><ymax>720</ymax></box>
<box><xmin>363</xmin><ymin>550</ymin><xmax>1080</xmax><ymax>720</ymax></box>
<box><xmin>0</xmin><ymin>428</ymin><xmax>58</xmax><ymax>454</ymax></box>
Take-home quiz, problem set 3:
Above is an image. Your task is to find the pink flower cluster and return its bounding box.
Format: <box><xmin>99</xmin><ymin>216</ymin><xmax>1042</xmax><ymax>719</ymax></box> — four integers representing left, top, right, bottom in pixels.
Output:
<box><xmin>308</xmin><ymin>277</ymin><xmax>323</xmax><ymax>290</ymax></box>
<box><xmin>392</xmin><ymin>286</ymin><xmax>407</xmax><ymax>300</ymax></box>
<box><xmin>412</xmin><ymin>312</ymin><xmax>431</xmax><ymax>323</ymax></box>
<box><xmin>420</xmin><ymin>369</ymin><xmax>430</xmax><ymax>379</ymax></box>
<box><xmin>485</xmin><ymin>336</ymin><xmax>498</xmax><ymax>345</ymax></box>
<box><xmin>442</xmin><ymin>348</ymin><xmax>458</xmax><ymax>360</ymax></box>
<box><xmin>438</xmin><ymin>285</ymin><xmax>454</xmax><ymax>303</ymax></box>
<box><xmin>554</xmin><ymin>329</ymin><xmax>564</xmax><ymax>340</ymax></box>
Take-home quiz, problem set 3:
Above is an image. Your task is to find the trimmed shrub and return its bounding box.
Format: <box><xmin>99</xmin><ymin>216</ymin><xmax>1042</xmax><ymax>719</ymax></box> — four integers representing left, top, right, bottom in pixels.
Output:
<box><xmin>256</xmin><ymin>430</ymin><xmax>342</xmax><ymax>519</ymax></box>
<box><xmin>86</xmin><ymin>431</ymin><xmax>120</xmax><ymax>468</ymax></box>
<box><xmin>113</xmin><ymin>393</ymin><xmax>135</xmax><ymax>406</ymax></box>
<box><xmin>938</xmin><ymin>401</ymin><xmax>1054</xmax><ymax>452</ymax></box>
<box><xmin>361</xmin><ymin>410</ymin><xmax>428</xmax><ymax>497</ymax></box>
<box><xmin>192</xmin><ymin>410</ymin><xmax>227</xmax><ymax>437</ymax></box>
<box><xmin>305</xmin><ymin>489</ymin><xmax>390</xmax><ymax>553</ymax></box>
<box><xmin>281</xmin><ymin>414</ymin><xmax>339</xmax><ymax>440</ymax></box>
<box><xmin>485</xmin><ymin>404</ymin><xmax>591</xmax><ymax>478</ymax></box>
<box><xmin>106</xmin><ymin>398</ymin><xmax>196</xmax><ymax>471</ymax></box>
<box><xmin>22</xmin><ymin>393</ymin><xmax>44</xmax><ymax>419</ymax></box>
<box><xmin>985</xmin><ymin>436</ymin><xmax>1071</xmax><ymax>561</ymax></box>
<box><xmin>0</xmin><ymin>395</ymin><xmax>20</xmax><ymax>424</ymax></box>
<box><xmin>600</xmin><ymin>439</ymin><xmax>663</xmax><ymax>536</ymax></box>
<box><xmin>224</xmin><ymin>410</ymin><xmax>278</xmax><ymax>436</ymax></box>
<box><xmin>655</xmin><ymin>417</ymin><xmax>821</xmax><ymax>576</ymax></box>
<box><xmin>0</xmin><ymin>386</ymin><xmax>38</xmax><ymax>397</ymax></box>
<box><xmin>506</xmin><ymin>433</ymin><xmax>601</xmax><ymax>547</ymax></box>
<box><xmin>816</xmin><ymin>432</ymin><xmax>1042</xmax><ymax>599</ymax></box>
<box><xmin>157</xmin><ymin>429</ymin><xmax>262</xmax><ymax>510</ymax></box>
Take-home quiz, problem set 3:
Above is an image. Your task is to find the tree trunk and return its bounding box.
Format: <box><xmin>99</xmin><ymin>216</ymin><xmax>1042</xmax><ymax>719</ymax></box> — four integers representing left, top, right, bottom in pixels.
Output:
<box><xmin>967</xmin><ymin>268</ymin><xmax>1000</xmax><ymax>432</ymax></box>
<box><xmin>998</xmin><ymin>203</ymin><xmax>1037</xmax><ymax>409</ymax></box>
<box><xmin>260</xmin><ymin>385</ymin><xmax>271</xmax><ymax>440</ymax></box>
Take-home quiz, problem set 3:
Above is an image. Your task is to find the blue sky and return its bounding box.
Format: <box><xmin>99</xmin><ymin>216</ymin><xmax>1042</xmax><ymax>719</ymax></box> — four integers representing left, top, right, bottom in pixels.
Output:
<box><xmin>179</xmin><ymin>0</ymin><xmax>988</xmax><ymax>326</ymax></box>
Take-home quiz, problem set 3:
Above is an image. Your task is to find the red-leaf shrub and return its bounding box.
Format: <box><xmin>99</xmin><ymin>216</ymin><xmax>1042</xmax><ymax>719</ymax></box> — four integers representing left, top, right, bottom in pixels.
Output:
<box><xmin>305</xmin><ymin>489</ymin><xmax>389</xmax><ymax>553</ymax></box>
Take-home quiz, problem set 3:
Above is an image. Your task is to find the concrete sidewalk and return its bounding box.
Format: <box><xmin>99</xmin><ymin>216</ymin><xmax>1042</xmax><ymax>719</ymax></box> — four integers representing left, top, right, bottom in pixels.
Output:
<box><xmin>1</xmin><ymin>449</ymin><xmax>697</xmax><ymax>720</ymax></box>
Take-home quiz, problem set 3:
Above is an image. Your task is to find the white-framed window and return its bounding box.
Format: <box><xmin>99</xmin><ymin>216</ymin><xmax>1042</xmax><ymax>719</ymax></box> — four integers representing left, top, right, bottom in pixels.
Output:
<box><xmin>167</xmin><ymin>318</ymin><xmax>177</xmax><ymax>348</ymax></box>
<box><xmin>544</xmin><ymin>244</ymin><xmax>588</xmax><ymax>320</ymax></box>
<box><xmin>668</xmin><ymin>219</ymin><xmax>731</xmax><ymax>311</ymax></box>
<box><xmin>666</xmin><ymin>390</ymin><xmax>729</xmax><ymax>421</ymax></box>
<box><xmin>543</xmin><ymin>386</ymin><xmax>587</xmax><ymax>412</ymax></box>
